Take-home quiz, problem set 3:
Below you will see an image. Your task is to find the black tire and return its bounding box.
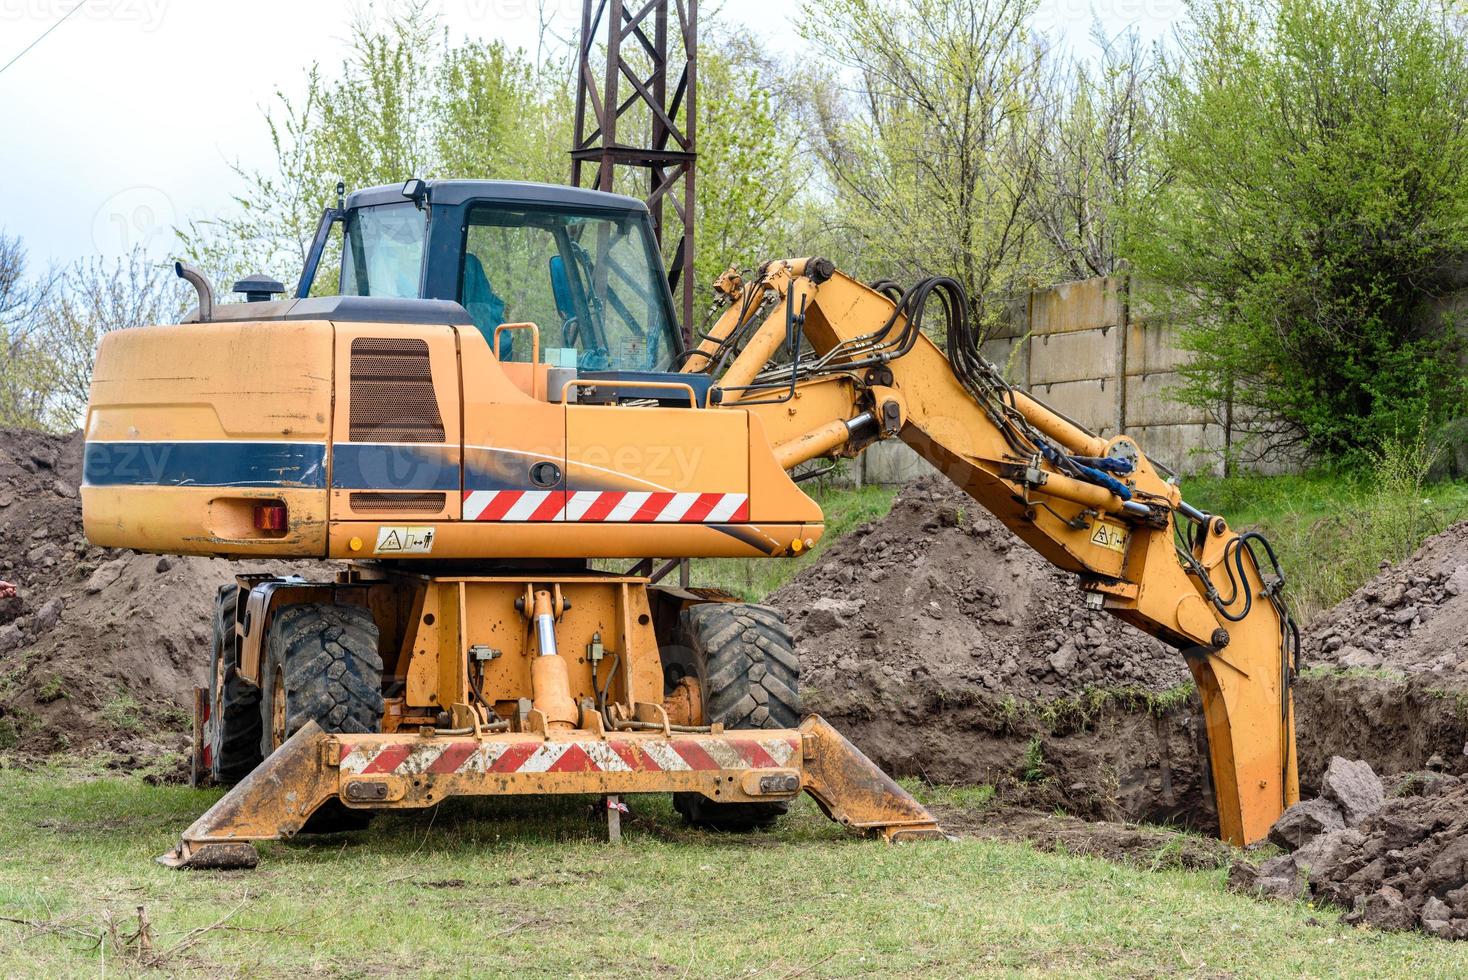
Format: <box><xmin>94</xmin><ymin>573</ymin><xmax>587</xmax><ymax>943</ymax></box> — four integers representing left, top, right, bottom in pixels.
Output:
<box><xmin>673</xmin><ymin>602</ymin><xmax>800</xmax><ymax>830</ymax></box>
<box><xmin>207</xmin><ymin>583</ymin><xmax>262</xmax><ymax>785</ymax></box>
<box><xmin>260</xmin><ymin>603</ymin><xmax>384</xmax><ymax>834</ymax></box>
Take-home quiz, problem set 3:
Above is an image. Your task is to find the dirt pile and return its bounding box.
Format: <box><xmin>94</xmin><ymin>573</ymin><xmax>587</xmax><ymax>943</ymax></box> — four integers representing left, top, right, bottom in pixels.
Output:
<box><xmin>1303</xmin><ymin>521</ymin><xmax>1468</xmax><ymax>673</ymax></box>
<box><xmin>770</xmin><ymin>478</ymin><xmax>1207</xmax><ymax>827</ymax></box>
<box><xmin>773</xmin><ymin>477</ymin><xmax>1190</xmax><ymax>701</ymax></box>
<box><xmin>0</xmin><ymin>429</ymin><xmax>261</xmax><ymax>761</ymax></box>
<box><xmin>1234</xmin><ymin>758</ymin><xmax>1468</xmax><ymax>939</ymax></box>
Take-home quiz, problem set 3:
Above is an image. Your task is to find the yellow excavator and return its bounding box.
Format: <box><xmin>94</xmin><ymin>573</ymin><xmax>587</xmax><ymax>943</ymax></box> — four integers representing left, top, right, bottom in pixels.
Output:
<box><xmin>80</xmin><ymin>179</ymin><xmax>1299</xmax><ymax>869</ymax></box>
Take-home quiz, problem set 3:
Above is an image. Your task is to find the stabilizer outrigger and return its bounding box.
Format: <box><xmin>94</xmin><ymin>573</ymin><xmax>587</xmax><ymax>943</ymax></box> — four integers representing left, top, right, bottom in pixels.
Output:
<box><xmin>160</xmin><ymin>715</ymin><xmax>942</xmax><ymax>869</ymax></box>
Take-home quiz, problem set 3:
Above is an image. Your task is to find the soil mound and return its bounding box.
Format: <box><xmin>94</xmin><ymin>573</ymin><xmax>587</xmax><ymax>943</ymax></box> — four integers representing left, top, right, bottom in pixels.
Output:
<box><xmin>0</xmin><ymin>429</ymin><xmax>281</xmax><ymax>761</ymax></box>
<box><xmin>773</xmin><ymin>477</ymin><xmax>1190</xmax><ymax>701</ymax></box>
<box><xmin>770</xmin><ymin>478</ymin><xmax>1205</xmax><ymax>826</ymax></box>
<box><xmin>1304</xmin><ymin>521</ymin><xmax>1468</xmax><ymax>673</ymax></box>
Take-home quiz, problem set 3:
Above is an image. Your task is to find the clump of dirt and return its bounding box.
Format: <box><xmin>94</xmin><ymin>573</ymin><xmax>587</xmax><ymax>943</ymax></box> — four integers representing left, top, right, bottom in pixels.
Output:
<box><xmin>770</xmin><ymin>477</ymin><xmax>1208</xmax><ymax>827</ymax></box>
<box><xmin>1304</xmin><ymin>521</ymin><xmax>1468</xmax><ymax>673</ymax></box>
<box><xmin>1234</xmin><ymin>758</ymin><xmax>1468</xmax><ymax>940</ymax></box>
<box><xmin>0</xmin><ymin>428</ymin><xmax>271</xmax><ymax>760</ymax></box>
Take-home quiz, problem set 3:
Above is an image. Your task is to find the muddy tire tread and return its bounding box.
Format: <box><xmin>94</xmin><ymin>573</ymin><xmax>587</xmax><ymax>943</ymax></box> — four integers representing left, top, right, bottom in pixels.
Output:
<box><xmin>673</xmin><ymin>602</ymin><xmax>800</xmax><ymax>829</ymax></box>
<box><xmin>210</xmin><ymin>583</ymin><xmax>262</xmax><ymax>785</ymax></box>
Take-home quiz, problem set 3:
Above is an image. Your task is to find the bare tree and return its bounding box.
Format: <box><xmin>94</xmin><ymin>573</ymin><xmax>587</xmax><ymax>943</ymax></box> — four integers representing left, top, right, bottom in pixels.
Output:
<box><xmin>1030</xmin><ymin>29</ymin><xmax>1155</xmax><ymax>282</ymax></box>
<box><xmin>0</xmin><ymin>232</ymin><xmax>58</xmax><ymax>430</ymax></box>
<box><xmin>799</xmin><ymin>0</ymin><xmax>1056</xmax><ymax>334</ymax></box>
<box><xmin>31</xmin><ymin>248</ymin><xmax>182</xmax><ymax>429</ymax></box>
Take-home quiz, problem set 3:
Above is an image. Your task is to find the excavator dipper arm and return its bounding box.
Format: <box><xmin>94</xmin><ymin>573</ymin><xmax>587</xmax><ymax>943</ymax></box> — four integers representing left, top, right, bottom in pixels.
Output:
<box><xmin>690</xmin><ymin>260</ymin><xmax>1300</xmax><ymax>845</ymax></box>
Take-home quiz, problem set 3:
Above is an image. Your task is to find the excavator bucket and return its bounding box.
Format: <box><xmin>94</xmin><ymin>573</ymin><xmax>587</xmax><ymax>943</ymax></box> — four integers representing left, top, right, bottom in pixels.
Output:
<box><xmin>160</xmin><ymin>715</ymin><xmax>941</xmax><ymax>869</ymax></box>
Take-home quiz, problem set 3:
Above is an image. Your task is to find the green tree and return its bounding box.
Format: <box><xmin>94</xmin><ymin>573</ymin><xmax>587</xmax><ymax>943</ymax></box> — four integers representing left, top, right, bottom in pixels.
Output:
<box><xmin>799</xmin><ymin>0</ymin><xmax>1052</xmax><ymax>334</ymax></box>
<box><xmin>182</xmin><ymin>3</ymin><xmax>562</xmax><ymax>293</ymax></box>
<box><xmin>691</xmin><ymin>37</ymin><xmax>811</xmax><ymax>316</ymax></box>
<box><xmin>1131</xmin><ymin>0</ymin><xmax>1468</xmax><ymax>463</ymax></box>
<box><xmin>186</xmin><ymin>5</ymin><xmax>812</xmax><ymax>334</ymax></box>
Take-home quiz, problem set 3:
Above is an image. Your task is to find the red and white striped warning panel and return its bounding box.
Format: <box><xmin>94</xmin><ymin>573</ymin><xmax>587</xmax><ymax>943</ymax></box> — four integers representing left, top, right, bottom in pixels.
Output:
<box><xmin>339</xmin><ymin>735</ymin><xmax>799</xmax><ymax>776</ymax></box>
<box><xmin>461</xmin><ymin>490</ymin><xmax>749</xmax><ymax>523</ymax></box>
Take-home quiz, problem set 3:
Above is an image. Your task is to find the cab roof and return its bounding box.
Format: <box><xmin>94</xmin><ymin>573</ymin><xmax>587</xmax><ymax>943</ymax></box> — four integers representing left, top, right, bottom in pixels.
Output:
<box><xmin>346</xmin><ymin>179</ymin><xmax>650</xmax><ymax>212</ymax></box>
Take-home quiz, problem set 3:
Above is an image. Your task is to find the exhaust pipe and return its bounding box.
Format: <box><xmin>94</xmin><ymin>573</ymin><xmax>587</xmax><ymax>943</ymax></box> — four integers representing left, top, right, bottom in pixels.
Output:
<box><xmin>175</xmin><ymin>261</ymin><xmax>214</xmax><ymax>323</ymax></box>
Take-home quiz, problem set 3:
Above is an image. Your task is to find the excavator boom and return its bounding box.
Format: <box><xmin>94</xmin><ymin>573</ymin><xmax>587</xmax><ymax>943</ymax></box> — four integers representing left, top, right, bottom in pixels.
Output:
<box><xmin>689</xmin><ymin>260</ymin><xmax>1300</xmax><ymax>845</ymax></box>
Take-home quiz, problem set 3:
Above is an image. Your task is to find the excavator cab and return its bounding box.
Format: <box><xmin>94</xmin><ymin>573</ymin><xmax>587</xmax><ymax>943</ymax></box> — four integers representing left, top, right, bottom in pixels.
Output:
<box><xmin>299</xmin><ymin>179</ymin><xmax>683</xmax><ymax>377</ymax></box>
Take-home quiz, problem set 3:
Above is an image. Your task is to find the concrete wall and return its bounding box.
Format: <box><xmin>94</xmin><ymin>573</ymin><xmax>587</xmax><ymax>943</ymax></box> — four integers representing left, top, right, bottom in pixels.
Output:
<box><xmin>848</xmin><ymin>274</ymin><xmax>1231</xmax><ymax>486</ymax></box>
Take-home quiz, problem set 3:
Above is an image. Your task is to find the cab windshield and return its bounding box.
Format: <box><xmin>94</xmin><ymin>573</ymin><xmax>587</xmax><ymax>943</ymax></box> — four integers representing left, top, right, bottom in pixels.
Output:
<box><xmin>340</xmin><ymin>202</ymin><xmax>426</xmax><ymax>298</ymax></box>
<box><xmin>461</xmin><ymin>204</ymin><xmax>677</xmax><ymax>372</ymax></box>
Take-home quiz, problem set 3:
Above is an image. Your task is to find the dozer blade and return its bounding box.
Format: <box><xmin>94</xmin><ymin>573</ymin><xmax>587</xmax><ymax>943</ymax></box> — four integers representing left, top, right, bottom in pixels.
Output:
<box><xmin>158</xmin><ymin>721</ymin><xmax>339</xmax><ymax>869</ymax></box>
<box><xmin>797</xmin><ymin>716</ymin><xmax>944</xmax><ymax>841</ymax></box>
<box><xmin>158</xmin><ymin>715</ymin><xmax>941</xmax><ymax>869</ymax></box>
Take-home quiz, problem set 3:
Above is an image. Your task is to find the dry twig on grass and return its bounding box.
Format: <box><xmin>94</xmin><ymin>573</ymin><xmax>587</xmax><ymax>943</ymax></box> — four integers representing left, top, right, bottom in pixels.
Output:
<box><xmin>146</xmin><ymin>895</ymin><xmax>251</xmax><ymax>966</ymax></box>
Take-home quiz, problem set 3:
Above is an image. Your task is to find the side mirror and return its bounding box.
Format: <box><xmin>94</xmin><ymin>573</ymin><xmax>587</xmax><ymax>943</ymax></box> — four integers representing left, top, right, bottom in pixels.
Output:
<box><xmin>401</xmin><ymin>178</ymin><xmax>428</xmax><ymax>209</ymax></box>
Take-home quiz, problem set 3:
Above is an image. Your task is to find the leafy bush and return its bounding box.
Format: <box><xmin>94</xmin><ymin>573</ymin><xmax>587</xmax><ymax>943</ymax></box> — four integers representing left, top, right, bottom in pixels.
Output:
<box><xmin>1132</xmin><ymin>0</ymin><xmax>1468</xmax><ymax>464</ymax></box>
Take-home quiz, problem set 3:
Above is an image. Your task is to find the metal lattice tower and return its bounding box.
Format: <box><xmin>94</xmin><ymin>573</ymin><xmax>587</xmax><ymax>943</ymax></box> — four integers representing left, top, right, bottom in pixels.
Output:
<box><xmin>571</xmin><ymin>0</ymin><xmax>697</xmax><ymax>340</ymax></box>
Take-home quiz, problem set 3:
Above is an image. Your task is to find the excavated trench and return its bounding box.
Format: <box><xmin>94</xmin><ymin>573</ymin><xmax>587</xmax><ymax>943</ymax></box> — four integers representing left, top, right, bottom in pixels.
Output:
<box><xmin>770</xmin><ymin>479</ymin><xmax>1468</xmax><ymax>833</ymax></box>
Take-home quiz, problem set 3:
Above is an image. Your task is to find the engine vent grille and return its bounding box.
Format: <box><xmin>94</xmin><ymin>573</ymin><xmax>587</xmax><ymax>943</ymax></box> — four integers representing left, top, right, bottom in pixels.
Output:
<box><xmin>349</xmin><ymin>492</ymin><xmax>447</xmax><ymax>513</ymax></box>
<box><xmin>349</xmin><ymin>337</ymin><xmax>446</xmax><ymax>443</ymax></box>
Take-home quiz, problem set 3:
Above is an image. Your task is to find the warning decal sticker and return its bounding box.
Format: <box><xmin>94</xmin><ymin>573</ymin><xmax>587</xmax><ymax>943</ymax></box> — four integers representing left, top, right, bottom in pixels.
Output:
<box><xmin>375</xmin><ymin>526</ymin><xmax>436</xmax><ymax>554</ymax></box>
<box><xmin>1089</xmin><ymin>521</ymin><xmax>1128</xmax><ymax>554</ymax></box>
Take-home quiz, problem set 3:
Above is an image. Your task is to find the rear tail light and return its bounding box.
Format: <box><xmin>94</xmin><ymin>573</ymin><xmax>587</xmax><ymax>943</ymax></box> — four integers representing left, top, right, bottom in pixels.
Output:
<box><xmin>253</xmin><ymin>502</ymin><xmax>288</xmax><ymax>532</ymax></box>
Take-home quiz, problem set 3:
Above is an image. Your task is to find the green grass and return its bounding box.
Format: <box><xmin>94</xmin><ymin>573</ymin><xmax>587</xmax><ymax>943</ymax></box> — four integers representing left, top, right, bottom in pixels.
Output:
<box><xmin>3</xmin><ymin>770</ymin><xmax>1467</xmax><ymax>977</ymax></box>
<box><xmin>1182</xmin><ymin>471</ymin><xmax>1468</xmax><ymax>533</ymax></box>
<box><xmin>1181</xmin><ymin>436</ymin><xmax>1468</xmax><ymax>623</ymax></box>
<box><xmin>687</xmin><ymin>481</ymin><xmax>899</xmax><ymax>601</ymax></box>
<box><xmin>904</xmin><ymin>778</ymin><xmax>997</xmax><ymax>809</ymax></box>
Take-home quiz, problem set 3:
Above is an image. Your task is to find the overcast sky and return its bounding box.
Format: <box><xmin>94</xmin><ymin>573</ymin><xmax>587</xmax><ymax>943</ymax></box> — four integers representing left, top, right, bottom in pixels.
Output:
<box><xmin>0</xmin><ymin>0</ymin><xmax>1182</xmax><ymax>274</ymax></box>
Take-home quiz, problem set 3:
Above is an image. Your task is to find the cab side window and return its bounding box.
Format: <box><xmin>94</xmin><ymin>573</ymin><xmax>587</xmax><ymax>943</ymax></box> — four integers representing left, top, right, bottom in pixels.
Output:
<box><xmin>462</xmin><ymin>218</ymin><xmax>562</xmax><ymax>361</ymax></box>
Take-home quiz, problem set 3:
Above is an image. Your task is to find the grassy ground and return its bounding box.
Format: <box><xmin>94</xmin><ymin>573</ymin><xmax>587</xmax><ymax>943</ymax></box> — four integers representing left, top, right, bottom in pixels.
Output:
<box><xmin>3</xmin><ymin>769</ymin><xmax>1467</xmax><ymax>978</ymax></box>
<box><xmin>687</xmin><ymin>481</ymin><xmax>898</xmax><ymax>601</ymax></box>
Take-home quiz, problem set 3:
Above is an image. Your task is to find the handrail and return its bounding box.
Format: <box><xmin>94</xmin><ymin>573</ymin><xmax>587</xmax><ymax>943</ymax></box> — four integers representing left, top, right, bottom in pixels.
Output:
<box><xmin>560</xmin><ymin>377</ymin><xmax>701</xmax><ymax>408</ymax></box>
<box><xmin>493</xmin><ymin>322</ymin><xmax>541</xmax><ymax>367</ymax></box>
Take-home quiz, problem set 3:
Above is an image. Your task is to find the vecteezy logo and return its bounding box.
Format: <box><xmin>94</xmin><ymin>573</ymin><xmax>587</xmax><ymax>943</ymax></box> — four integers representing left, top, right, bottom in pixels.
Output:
<box><xmin>91</xmin><ymin>185</ymin><xmax>177</xmax><ymax>257</ymax></box>
<box><xmin>0</xmin><ymin>1</ymin><xmax>169</xmax><ymax>33</ymax></box>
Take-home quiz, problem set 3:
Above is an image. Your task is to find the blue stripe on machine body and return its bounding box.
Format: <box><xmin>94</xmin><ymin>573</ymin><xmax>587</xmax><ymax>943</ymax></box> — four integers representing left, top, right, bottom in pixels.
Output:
<box><xmin>82</xmin><ymin>440</ymin><xmax>328</xmax><ymax>489</ymax></box>
<box><xmin>330</xmin><ymin>442</ymin><xmax>460</xmax><ymax>492</ymax></box>
<box><xmin>83</xmin><ymin>440</ymin><xmax>471</xmax><ymax>493</ymax></box>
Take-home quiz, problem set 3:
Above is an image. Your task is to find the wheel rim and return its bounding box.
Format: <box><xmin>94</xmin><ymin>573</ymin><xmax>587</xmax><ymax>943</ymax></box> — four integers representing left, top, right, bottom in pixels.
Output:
<box><xmin>271</xmin><ymin>664</ymin><xmax>286</xmax><ymax>750</ymax></box>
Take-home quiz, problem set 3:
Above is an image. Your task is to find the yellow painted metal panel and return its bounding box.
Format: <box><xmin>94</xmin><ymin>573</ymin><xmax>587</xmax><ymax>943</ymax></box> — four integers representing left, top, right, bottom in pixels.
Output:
<box><xmin>87</xmin><ymin>320</ymin><xmax>333</xmax><ymax>442</ymax></box>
